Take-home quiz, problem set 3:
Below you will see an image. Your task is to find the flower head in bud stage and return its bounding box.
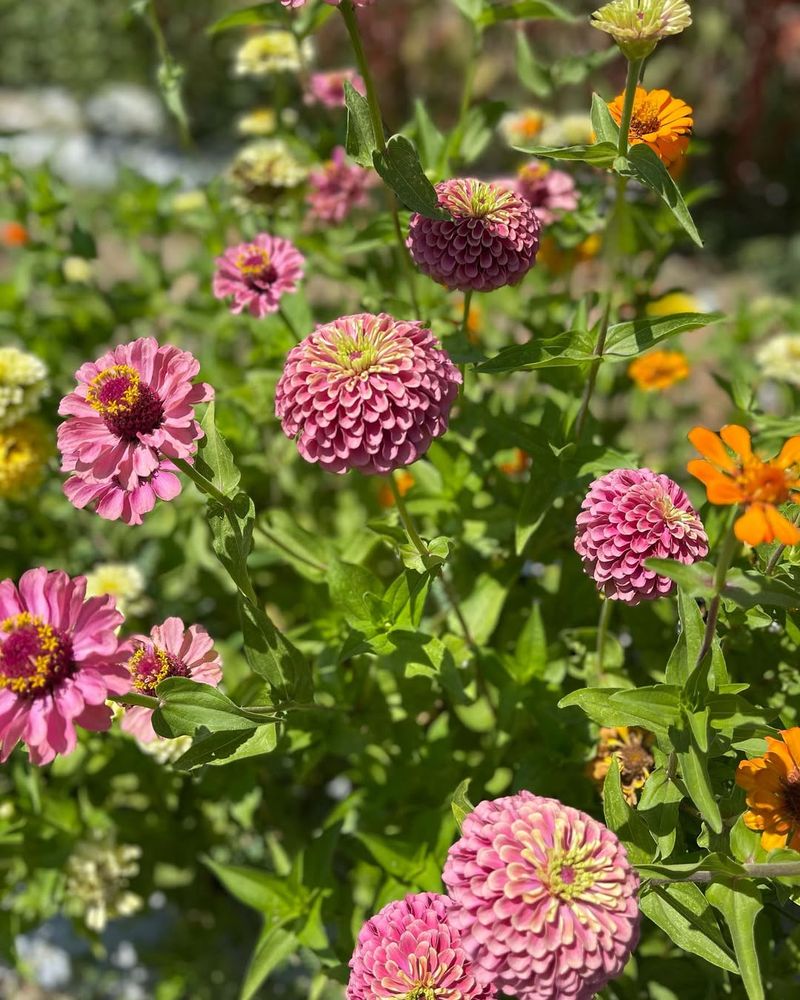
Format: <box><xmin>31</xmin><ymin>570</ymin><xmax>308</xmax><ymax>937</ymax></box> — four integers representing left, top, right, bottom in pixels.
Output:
<box><xmin>230</xmin><ymin>140</ymin><xmax>308</xmax><ymax>203</ymax></box>
<box><xmin>57</xmin><ymin>338</ymin><xmax>212</xmax><ymax>524</ymax></box>
<box><xmin>756</xmin><ymin>333</ymin><xmax>800</xmax><ymax>387</ymax></box>
<box><xmin>0</xmin><ymin>347</ymin><xmax>48</xmax><ymax>429</ymax></box>
<box><xmin>275</xmin><ymin>313</ymin><xmax>461</xmax><ymax>475</ymax></box>
<box><xmin>688</xmin><ymin>425</ymin><xmax>800</xmax><ymax>546</ymax></box>
<box><xmin>307</xmin><ymin>147</ymin><xmax>377</xmax><ymax>224</ymax></box>
<box><xmin>575</xmin><ymin>468</ymin><xmax>708</xmax><ymax>604</ymax></box>
<box><xmin>347</xmin><ymin>892</ymin><xmax>496</xmax><ymax>1000</ymax></box>
<box><xmin>0</xmin><ymin>418</ymin><xmax>51</xmax><ymax>500</ymax></box>
<box><xmin>305</xmin><ymin>69</ymin><xmax>365</xmax><ymax>109</ymax></box>
<box><xmin>591</xmin><ymin>0</ymin><xmax>692</xmax><ymax>59</ymax></box>
<box><xmin>120</xmin><ymin>617</ymin><xmax>222</xmax><ymax>743</ymax></box>
<box><xmin>608</xmin><ymin>87</ymin><xmax>693</xmax><ymax>167</ymax></box>
<box><xmin>65</xmin><ymin>837</ymin><xmax>142</xmax><ymax>932</ymax></box>
<box><xmin>233</xmin><ymin>31</ymin><xmax>308</xmax><ymax>76</ymax></box>
<box><xmin>213</xmin><ymin>233</ymin><xmax>305</xmax><ymax>318</ymax></box>
<box><xmin>514</xmin><ymin>160</ymin><xmax>579</xmax><ymax>226</ymax></box>
<box><xmin>442</xmin><ymin>792</ymin><xmax>640</xmax><ymax>1000</ymax></box>
<box><xmin>736</xmin><ymin>728</ymin><xmax>800</xmax><ymax>851</ymax></box>
<box><xmin>628</xmin><ymin>349</ymin><xmax>689</xmax><ymax>391</ymax></box>
<box><xmin>588</xmin><ymin>726</ymin><xmax>655</xmax><ymax>805</ymax></box>
<box><xmin>85</xmin><ymin>563</ymin><xmax>146</xmax><ymax>618</ymax></box>
<box><xmin>0</xmin><ymin>568</ymin><xmax>130</xmax><ymax>765</ymax></box>
<box><xmin>408</xmin><ymin>178</ymin><xmax>540</xmax><ymax>293</ymax></box>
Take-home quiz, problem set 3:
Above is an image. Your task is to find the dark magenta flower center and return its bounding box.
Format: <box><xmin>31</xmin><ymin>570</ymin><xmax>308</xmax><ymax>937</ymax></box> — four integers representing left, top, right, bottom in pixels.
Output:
<box><xmin>236</xmin><ymin>245</ymin><xmax>277</xmax><ymax>290</ymax></box>
<box><xmin>128</xmin><ymin>643</ymin><xmax>190</xmax><ymax>696</ymax></box>
<box><xmin>0</xmin><ymin>613</ymin><xmax>74</xmax><ymax>697</ymax></box>
<box><xmin>87</xmin><ymin>364</ymin><xmax>164</xmax><ymax>440</ymax></box>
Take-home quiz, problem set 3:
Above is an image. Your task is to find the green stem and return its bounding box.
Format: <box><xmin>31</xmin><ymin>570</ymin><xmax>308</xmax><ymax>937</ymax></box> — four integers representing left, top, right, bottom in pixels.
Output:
<box><xmin>693</xmin><ymin>522</ymin><xmax>739</xmax><ymax>670</ymax></box>
<box><xmin>644</xmin><ymin>861</ymin><xmax>800</xmax><ymax>884</ymax></box>
<box><xmin>595</xmin><ymin>598</ymin><xmax>613</xmax><ymax>682</ymax></box>
<box><xmin>144</xmin><ymin>0</ymin><xmax>193</xmax><ymax>149</ymax></box>
<box><xmin>458</xmin><ymin>289</ymin><xmax>473</xmax><ymax>397</ymax></box>
<box><xmin>278</xmin><ymin>305</ymin><xmax>301</xmax><ymax>343</ymax></box>
<box><xmin>573</xmin><ymin>57</ymin><xmax>642</xmax><ymax>440</ymax></box>
<box><xmin>256</xmin><ymin>526</ymin><xmax>328</xmax><ymax>573</ymax></box>
<box><xmin>109</xmin><ymin>692</ymin><xmax>160</xmax><ymax>710</ymax></box>
<box><xmin>338</xmin><ymin>0</ymin><xmax>420</xmax><ymax>316</ymax></box>
<box><xmin>442</xmin><ymin>24</ymin><xmax>482</xmax><ymax>174</ymax></box>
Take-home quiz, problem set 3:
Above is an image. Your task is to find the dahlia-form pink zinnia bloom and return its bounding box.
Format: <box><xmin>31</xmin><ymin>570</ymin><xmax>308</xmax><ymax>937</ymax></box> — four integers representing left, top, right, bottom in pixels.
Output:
<box><xmin>307</xmin><ymin>147</ymin><xmax>376</xmax><ymax>224</ymax></box>
<box><xmin>443</xmin><ymin>791</ymin><xmax>641</xmax><ymax>1000</ymax></box>
<box><xmin>213</xmin><ymin>233</ymin><xmax>305</xmax><ymax>318</ymax></box>
<box><xmin>58</xmin><ymin>338</ymin><xmax>212</xmax><ymax>523</ymax></box>
<box><xmin>574</xmin><ymin>467</ymin><xmax>708</xmax><ymax>605</ymax></box>
<box><xmin>347</xmin><ymin>892</ymin><xmax>496</xmax><ymax>1000</ymax></box>
<box><xmin>120</xmin><ymin>617</ymin><xmax>222</xmax><ymax>743</ymax></box>
<box><xmin>0</xmin><ymin>568</ymin><xmax>130</xmax><ymax>765</ymax></box>
<box><xmin>515</xmin><ymin>160</ymin><xmax>579</xmax><ymax>225</ymax></box>
<box><xmin>407</xmin><ymin>178</ymin><xmax>540</xmax><ymax>293</ymax></box>
<box><xmin>64</xmin><ymin>457</ymin><xmax>182</xmax><ymax>526</ymax></box>
<box><xmin>275</xmin><ymin>312</ymin><xmax>461</xmax><ymax>475</ymax></box>
<box><xmin>305</xmin><ymin>70</ymin><xmax>365</xmax><ymax>109</ymax></box>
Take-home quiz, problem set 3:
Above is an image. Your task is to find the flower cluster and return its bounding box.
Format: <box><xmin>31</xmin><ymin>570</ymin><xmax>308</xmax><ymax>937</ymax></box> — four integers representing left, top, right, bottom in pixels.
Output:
<box><xmin>230</xmin><ymin>140</ymin><xmax>308</xmax><ymax>203</ymax></box>
<box><xmin>737</xmin><ymin>728</ymin><xmax>800</xmax><ymax>850</ymax></box>
<box><xmin>588</xmin><ymin>726</ymin><xmax>655</xmax><ymax>804</ymax></box>
<box><xmin>628</xmin><ymin>349</ymin><xmax>690</xmax><ymax>390</ymax></box>
<box><xmin>234</xmin><ymin>32</ymin><xmax>308</xmax><ymax>77</ymax></box>
<box><xmin>348</xmin><ymin>792</ymin><xmax>640</xmax><ymax>1000</ymax></box>
<box><xmin>64</xmin><ymin>837</ymin><xmax>143</xmax><ymax>932</ymax></box>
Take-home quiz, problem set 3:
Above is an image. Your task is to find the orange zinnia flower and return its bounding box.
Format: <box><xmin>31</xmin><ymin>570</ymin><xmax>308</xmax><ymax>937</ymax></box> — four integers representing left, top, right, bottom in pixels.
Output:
<box><xmin>1</xmin><ymin>221</ymin><xmax>29</xmax><ymax>247</ymax></box>
<box><xmin>378</xmin><ymin>471</ymin><xmax>414</xmax><ymax>508</ymax></box>
<box><xmin>608</xmin><ymin>87</ymin><xmax>693</xmax><ymax>167</ymax></box>
<box><xmin>736</xmin><ymin>728</ymin><xmax>800</xmax><ymax>850</ymax></box>
<box><xmin>628</xmin><ymin>349</ymin><xmax>689</xmax><ymax>391</ymax></box>
<box><xmin>687</xmin><ymin>425</ymin><xmax>800</xmax><ymax>546</ymax></box>
<box><xmin>498</xmin><ymin>449</ymin><xmax>531</xmax><ymax>477</ymax></box>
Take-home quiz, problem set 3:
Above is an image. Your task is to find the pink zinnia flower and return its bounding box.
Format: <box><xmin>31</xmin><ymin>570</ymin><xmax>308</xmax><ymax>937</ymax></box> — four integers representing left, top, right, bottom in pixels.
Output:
<box><xmin>443</xmin><ymin>792</ymin><xmax>641</xmax><ymax>1000</ymax></box>
<box><xmin>58</xmin><ymin>338</ymin><xmax>212</xmax><ymax>514</ymax></box>
<box><xmin>515</xmin><ymin>160</ymin><xmax>579</xmax><ymax>225</ymax></box>
<box><xmin>275</xmin><ymin>312</ymin><xmax>461</xmax><ymax>475</ymax></box>
<box><xmin>64</xmin><ymin>456</ymin><xmax>182</xmax><ymax>526</ymax></box>
<box><xmin>282</xmin><ymin>0</ymin><xmax>375</xmax><ymax>6</ymax></box>
<box><xmin>575</xmin><ymin>467</ymin><xmax>708</xmax><ymax>605</ymax></box>
<box><xmin>347</xmin><ymin>892</ymin><xmax>496</xmax><ymax>1000</ymax></box>
<box><xmin>120</xmin><ymin>617</ymin><xmax>222</xmax><ymax>743</ymax></box>
<box><xmin>213</xmin><ymin>233</ymin><xmax>305</xmax><ymax>318</ymax></box>
<box><xmin>0</xmin><ymin>568</ymin><xmax>130</xmax><ymax>765</ymax></box>
<box><xmin>407</xmin><ymin>178</ymin><xmax>540</xmax><ymax>293</ymax></box>
<box><xmin>305</xmin><ymin>70</ymin><xmax>365</xmax><ymax>109</ymax></box>
<box><xmin>307</xmin><ymin>147</ymin><xmax>377</xmax><ymax>224</ymax></box>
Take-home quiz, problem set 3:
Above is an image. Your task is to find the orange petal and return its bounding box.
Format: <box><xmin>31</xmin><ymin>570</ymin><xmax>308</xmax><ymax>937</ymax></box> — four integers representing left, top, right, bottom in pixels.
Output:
<box><xmin>765</xmin><ymin>505</ymin><xmax>800</xmax><ymax>545</ymax></box>
<box><xmin>686</xmin><ymin>461</ymin><xmax>741</xmax><ymax>502</ymax></box>
<box><xmin>776</xmin><ymin>436</ymin><xmax>800</xmax><ymax>469</ymax></box>
<box><xmin>720</xmin><ymin>425</ymin><xmax>753</xmax><ymax>462</ymax></box>
<box><xmin>706</xmin><ymin>479</ymin><xmax>746</xmax><ymax>505</ymax></box>
<box><xmin>734</xmin><ymin>504</ymin><xmax>769</xmax><ymax>545</ymax></box>
<box><xmin>743</xmin><ymin>809</ymin><xmax>767</xmax><ymax>831</ymax></box>
<box><xmin>761</xmin><ymin>828</ymin><xmax>790</xmax><ymax>850</ymax></box>
<box><xmin>780</xmin><ymin>727</ymin><xmax>800</xmax><ymax>769</ymax></box>
<box><xmin>688</xmin><ymin>427</ymin><xmax>736</xmax><ymax>471</ymax></box>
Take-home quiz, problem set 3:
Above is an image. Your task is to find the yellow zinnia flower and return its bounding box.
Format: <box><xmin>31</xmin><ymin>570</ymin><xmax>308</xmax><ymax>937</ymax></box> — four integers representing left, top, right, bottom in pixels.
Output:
<box><xmin>0</xmin><ymin>418</ymin><xmax>52</xmax><ymax>499</ymax></box>
<box><xmin>628</xmin><ymin>349</ymin><xmax>689</xmax><ymax>390</ymax></box>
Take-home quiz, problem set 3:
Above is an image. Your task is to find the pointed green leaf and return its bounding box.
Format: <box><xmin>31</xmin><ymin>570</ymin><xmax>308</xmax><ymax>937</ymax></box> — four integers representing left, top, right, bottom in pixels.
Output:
<box><xmin>641</xmin><ymin>884</ymin><xmax>738</xmax><ymax>973</ymax></box>
<box><xmin>618</xmin><ymin>144</ymin><xmax>703</xmax><ymax>246</ymax></box>
<box><xmin>603</xmin><ymin>760</ymin><xmax>655</xmax><ymax>864</ymax></box>
<box><xmin>451</xmin><ymin>779</ymin><xmax>475</xmax><ymax>830</ymax></box>
<box><xmin>373</xmin><ymin>135</ymin><xmax>449</xmax><ymax>219</ymax></box>
<box><xmin>345</xmin><ymin>82</ymin><xmax>378</xmax><ymax>168</ymax></box>
<box><xmin>707</xmin><ymin>881</ymin><xmax>764</xmax><ymax>1000</ymax></box>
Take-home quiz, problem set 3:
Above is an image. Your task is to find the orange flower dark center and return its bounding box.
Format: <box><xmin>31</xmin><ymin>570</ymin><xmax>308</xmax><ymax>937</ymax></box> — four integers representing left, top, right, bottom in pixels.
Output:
<box><xmin>781</xmin><ymin>769</ymin><xmax>800</xmax><ymax>825</ymax></box>
<box><xmin>617</xmin><ymin>743</ymin><xmax>653</xmax><ymax>782</ymax></box>
<box><xmin>630</xmin><ymin>101</ymin><xmax>663</xmax><ymax>138</ymax></box>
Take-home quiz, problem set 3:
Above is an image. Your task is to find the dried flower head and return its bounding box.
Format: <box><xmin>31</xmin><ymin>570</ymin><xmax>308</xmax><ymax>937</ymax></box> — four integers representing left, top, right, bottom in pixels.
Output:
<box><xmin>347</xmin><ymin>892</ymin><xmax>496</xmax><ymax>1000</ymax></box>
<box><xmin>0</xmin><ymin>568</ymin><xmax>130</xmax><ymax>765</ymax></box>
<box><xmin>756</xmin><ymin>333</ymin><xmax>800</xmax><ymax>387</ymax></box>
<box><xmin>408</xmin><ymin>178</ymin><xmax>540</xmax><ymax>293</ymax></box>
<box><xmin>0</xmin><ymin>418</ymin><xmax>51</xmax><ymax>500</ymax></box>
<box><xmin>514</xmin><ymin>160</ymin><xmax>579</xmax><ymax>225</ymax></box>
<box><xmin>608</xmin><ymin>87</ymin><xmax>693</xmax><ymax>166</ymax></box>
<box><xmin>65</xmin><ymin>837</ymin><xmax>142</xmax><ymax>932</ymax></box>
<box><xmin>443</xmin><ymin>791</ymin><xmax>640</xmax><ymax>1000</ymax></box>
<box><xmin>736</xmin><ymin>728</ymin><xmax>800</xmax><ymax>850</ymax></box>
<box><xmin>591</xmin><ymin>0</ymin><xmax>692</xmax><ymax>59</ymax></box>
<box><xmin>275</xmin><ymin>312</ymin><xmax>461</xmax><ymax>475</ymax></box>
<box><xmin>628</xmin><ymin>349</ymin><xmax>689</xmax><ymax>391</ymax></box>
<box><xmin>230</xmin><ymin>140</ymin><xmax>308</xmax><ymax>203</ymax></box>
<box><xmin>688</xmin><ymin>425</ymin><xmax>800</xmax><ymax>546</ymax></box>
<box><xmin>307</xmin><ymin>147</ymin><xmax>377</xmax><ymax>224</ymax></box>
<box><xmin>234</xmin><ymin>31</ymin><xmax>308</xmax><ymax>76</ymax></box>
<box><xmin>575</xmin><ymin>468</ymin><xmax>708</xmax><ymax>604</ymax></box>
<box><xmin>0</xmin><ymin>347</ymin><xmax>48</xmax><ymax>429</ymax></box>
<box><xmin>213</xmin><ymin>233</ymin><xmax>305</xmax><ymax>317</ymax></box>
<box><xmin>588</xmin><ymin>726</ymin><xmax>655</xmax><ymax>804</ymax></box>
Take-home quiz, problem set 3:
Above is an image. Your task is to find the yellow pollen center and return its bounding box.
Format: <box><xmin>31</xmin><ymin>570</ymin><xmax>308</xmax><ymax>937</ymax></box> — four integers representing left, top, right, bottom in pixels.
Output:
<box><xmin>0</xmin><ymin>612</ymin><xmax>71</xmax><ymax>695</ymax></box>
<box><xmin>86</xmin><ymin>365</ymin><xmax>141</xmax><ymax>418</ymax></box>
<box><xmin>236</xmin><ymin>246</ymin><xmax>272</xmax><ymax>277</ymax></box>
<box><xmin>630</xmin><ymin>100</ymin><xmax>663</xmax><ymax>138</ymax></box>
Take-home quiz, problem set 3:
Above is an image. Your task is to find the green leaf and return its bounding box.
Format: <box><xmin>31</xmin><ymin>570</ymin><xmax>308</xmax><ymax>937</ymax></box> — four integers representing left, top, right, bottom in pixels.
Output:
<box><xmin>451</xmin><ymin>779</ymin><xmax>475</xmax><ymax>830</ymax></box>
<box><xmin>515</xmin><ymin>31</ymin><xmax>551</xmax><ymax>96</ymax></box>
<box><xmin>206</xmin><ymin>3</ymin><xmax>277</xmax><ymax>35</ymax></box>
<box><xmin>602</xmin><ymin>759</ymin><xmax>655</xmax><ymax>864</ymax></box>
<box><xmin>513</xmin><ymin>141</ymin><xmax>618</xmax><ymax>167</ymax></box>
<box><xmin>558</xmin><ymin>686</ymin><xmax>680</xmax><ymax>739</ymax></box>
<box><xmin>511</xmin><ymin>601</ymin><xmax>548</xmax><ymax>683</ymax></box>
<box><xmin>637</xmin><ymin>768</ymin><xmax>684</xmax><ymax>858</ymax></box>
<box><xmin>453</xmin><ymin>0</ymin><xmax>485</xmax><ymax>20</ymax></box>
<box><xmin>723</xmin><ymin>568</ymin><xmax>800</xmax><ymax>610</ymax></box>
<box><xmin>240</xmin><ymin>926</ymin><xmax>298</xmax><ymax>1000</ymax></box>
<box><xmin>344</xmin><ymin>81</ymin><xmax>378</xmax><ymax>168</ymax></box>
<box><xmin>204</xmin><ymin>858</ymin><xmax>306</xmax><ymax>919</ymax></box>
<box><xmin>373</xmin><ymin>135</ymin><xmax>449</xmax><ymax>219</ymax></box>
<box><xmin>152</xmin><ymin>677</ymin><xmax>268</xmax><ymax>738</ymax></box>
<box><xmin>602</xmin><ymin>312</ymin><xmax>723</xmax><ymax>359</ymax></box>
<box><xmin>198</xmin><ymin>402</ymin><xmax>242</xmax><ymax>495</ymax></box>
<box><xmin>590</xmin><ymin>93</ymin><xmax>619</xmax><ymax>145</ymax></box>
<box><xmin>677</xmin><ymin>719</ymin><xmax>724</xmax><ymax>834</ymax></box>
<box><xmin>384</xmin><ymin>570</ymin><xmax>432</xmax><ymax>630</ymax></box>
<box><xmin>477</xmin><ymin>1</ymin><xmax>576</xmax><ymax>26</ymax></box>
<box><xmin>665</xmin><ymin>587</ymin><xmax>706</xmax><ymax>685</ymax></box>
<box><xmin>206</xmin><ymin>493</ymin><xmax>256</xmax><ymax>597</ymax></box>
<box><xmin>239</xmin><ymin>595</ymin><xmax>313</xmax><ymax>702</ymax></box>
<box><xmin>476</xmin><ymin>332</ymin><xmax>591</xmax><ymax>374</ymax></box>
<box><xmin>413</xmin><ymin>99</ymin><xmax>446</xmax><ymax>171</ymax></box>
<box><xmin>640</xmin><ymin>884</ymin><xmax>738</xmax><ymax>973</ymax></box>
<box><xmin>516</xmin><ymin>449</ymin><xmax>560</xmax><ymax>552</ymax></box>
<box><xmin>617</xmin><ymin>144</ymin><xmax>703</xmax><ymax>246</ymax></box>
<box><xmin>173</xmin><ymin>724</ymin><xmax>278</xmax><ymax>770</ymax></box>
<box><xmin>326</xmin><ymin>559</ymin><xmax>384</xmax><ymax>628</ymax></box>
<box><xmin>707</xmin><ymin>881</ymin><xmax>764</xmax><ymax>1000</ymax></box>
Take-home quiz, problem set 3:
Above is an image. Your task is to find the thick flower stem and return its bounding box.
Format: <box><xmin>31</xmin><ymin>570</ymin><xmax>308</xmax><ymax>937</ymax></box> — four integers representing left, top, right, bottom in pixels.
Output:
<box><xmin>278</xmin><ymin>305</ymin><xmax>301</xmax><ymax>342</ymax></box>
<box><xmin>388</xmin><ymin>472</ymin><xmax>475</xmax><ymax>648</ymax></box>
<box><xmin>595</xmin><ymin>598</ymin><xmax>613</xmax><ymax>682</ymax></box>
<box><xmin>109</xmin><ymin>692</ymin><xmax>160</xmax><ymax>710</ymax></box>
<box><xmin>338</xmin><ymin>0</ymin><xmax>420</xmax><ymax>317</ymax></box>
<box><xmin>693</xmin><ymin>523</ymin><xmax>739</xmax><ymax>671</ymax></box>
<box><xmin>573</xmin><ymin>57</ymin><xmax>642</xmax><ymax>440</ymax></box>
<box><xmin>645</xmin><ymin>861</ymin><xmax>800</xmax><ymax>885</ymax></box>
<box><xmin>458</xmin><ymin>288</ymin><xmax>473</xmax><ymax>396</ymax></box>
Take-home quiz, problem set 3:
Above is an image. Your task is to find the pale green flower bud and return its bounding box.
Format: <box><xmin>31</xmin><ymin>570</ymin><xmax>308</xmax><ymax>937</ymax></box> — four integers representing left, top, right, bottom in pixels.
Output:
<box><xmin>591</xmin><ymin>0</ymin><xmax>691</xmax><ymax>60</ymax></box>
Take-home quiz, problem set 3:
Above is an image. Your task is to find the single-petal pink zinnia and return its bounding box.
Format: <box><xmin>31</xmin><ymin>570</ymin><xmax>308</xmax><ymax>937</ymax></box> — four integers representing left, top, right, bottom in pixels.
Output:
<box><xmin>305</xmin><ymin>70</ymin><xmax>365</xmax><ymax>109</ymax></box>
<box><xmin>120</xmin><ymin>617</ymin><xmax>222</xmax><ymax>743</ymax></box>
<box><xmin>213</xmin><ymin>233</ymin><xmax>305</xmax><ymax>318</ymax></box>
<box><xmin>347</xmin><ymin>892</ymin><xmax>496</xmax><ymax>1000</ymax></box>
<box><xmin>515</xmin><ymin>160</ymin><xmax>579</xmax><ymax>225</ymax></box>
<box><xmin>0</xmin><ymin>568</ymin><xmax>130</xmax><ymax>765</ymax></box>
<box><xmin>275</xmin><ymin>312</ymin><xmax>462</xmax><ymax>475</ymax></box>
<box><xmin>442</xmin><ymin>791</ymin><xmax>641</xmax><ymax>1000</ymax></box>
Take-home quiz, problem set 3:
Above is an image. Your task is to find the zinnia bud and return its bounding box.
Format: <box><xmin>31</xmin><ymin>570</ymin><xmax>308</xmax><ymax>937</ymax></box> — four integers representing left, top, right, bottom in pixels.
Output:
<box><xmin>591</xmin><ymin>0</ymin><xmax>692</xmax><ymax>60</ymax></box>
